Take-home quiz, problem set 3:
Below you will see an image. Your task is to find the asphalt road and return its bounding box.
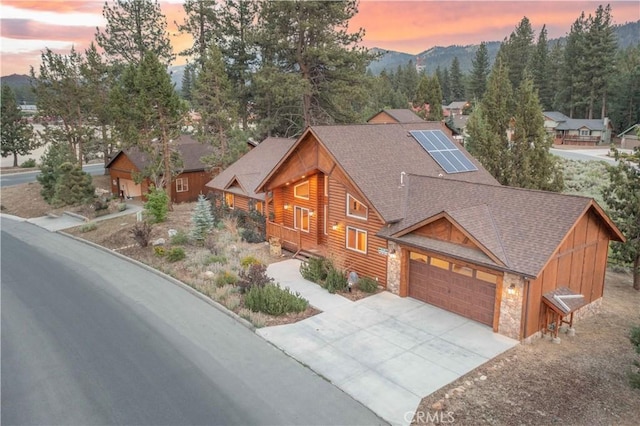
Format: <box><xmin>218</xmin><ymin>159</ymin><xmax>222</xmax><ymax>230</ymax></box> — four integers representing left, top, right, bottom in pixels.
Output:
<box><xmin>1</xmin><ymin>218</ymin><xmax>385</xmax><ymax>426</ymax></box>
<box><xmin>0</xmin><ymin>163</ymin><xmax>105</xmax><ymax>187</ymax></box>
<box><xmin>549</xmin><ymin>148</ymin><xmax>618</xmax><ymax>165</ymax></box>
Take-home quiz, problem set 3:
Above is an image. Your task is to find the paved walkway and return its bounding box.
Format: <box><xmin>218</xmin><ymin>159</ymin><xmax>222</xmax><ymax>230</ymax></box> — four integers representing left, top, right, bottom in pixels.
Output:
<box><xmin>24</xmin><ymin>203</ymin><xmax>144</xmax><ymax>232</ymax></box>
<box><xmin>261</xmin><ymin>259</ymin><xmax>518</xmax><ymax>426</ymax></box>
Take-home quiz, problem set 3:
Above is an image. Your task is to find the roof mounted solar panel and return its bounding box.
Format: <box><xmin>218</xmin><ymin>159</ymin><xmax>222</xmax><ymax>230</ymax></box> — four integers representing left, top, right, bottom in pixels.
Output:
<box><xmin>410</xmin><ymin>130</ymin><xmax>478</xmax><ymax>174</ymax></box>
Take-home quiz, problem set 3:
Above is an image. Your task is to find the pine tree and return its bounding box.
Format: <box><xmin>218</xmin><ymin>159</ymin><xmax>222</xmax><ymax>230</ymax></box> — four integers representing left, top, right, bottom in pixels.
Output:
<box><xmin>31</xmin><ymin>47</ymin><xmax>93</xmax><ymax>166</ymax></box>
<box><xmin>190</xmin><ymin>194</ymin><xmax>215</xmax><ymax>242</ymax></box>
<box><xmin>602</xmin><ymin>148</ymin><xmax>640</xmax><ymax>290</ymax></box>
<box><xmin>96</xmin><ymin>0</ymin><xmax>174</xmax><ymax>66</ymax></box>
<box><xmin>111</xmin><ymin>52</ymin><xmax>185</xmax><ymax>209</ymax></box>
<box><xmin>1</xmin><ymin>85</ymin><xmax>37</xmax><ymax>167</ymax></box>
<box><xmin>51</xmin><ymin>162</ymin><xmax>95</xmax><ymax>207</ymax></box>
<box><xmin>193</xmin><ymin>45</ymin><xmax>239</xmax><ymax>168</ymax></box>
<box><xmin>181</xmin><ymin>63</ymin><xmax>194</xmax><ymax>102</ymax></box>
<box><xmin>449</xmin><ymin>57</ymin><xmax>464</xmax><ymax>100</ymax></box>
<box><xmin>441</xmin><ymin>68</ymin><xmax>451</xmax><ymax>105</ymax></box>
<box><xmin>530</xmin><ymin>26</ymin><xmax>553</xmax><ymax>110</ymax></box>
<box><xmin>609</xmin><ymin>45</ymin><xmax>640</xmax><ymax>131</ymax></box>
<box><xmin>468</xmin><ymin>42</ymin><xmax>489</xmax><ymax>102</ymax></box>
<box><xmin>509</xmin><ymin>77</ymin><xmax>563</xmax><ymax>191</ymax></box>
<box><xmin>548</xmin><ymin>40</ymin><xmax>565</xmax><ymax>111</ymax></box>
<box><xmin>177</xmin><ymin>0</ymin><xmax>219</xmax><ymax>66</ymax></box>
<box><xmin>466</xmin><ymin>58</ymin><xmax>512</xmax><ymax>183</ymax></box>
<box><xmin>559</xmin><ymin>13</ymin><xmax>588</xmax><ymax>117</ymax></box>
<box><xmin>584</xmin><ymin>4</ymin><xmax>617</xmax><ymax>118</ymax></box>
<box><xmin>425</xmin><ymin>76</ymin><xmax>444</xmax><ymax>121</ymax></box>
<box><xmin>498</xmin><ymin>16</ymin><xmax>535</xmax><ymax>91</ymax></box>
<box><xmin>37</xmin><ymin>142</ymin><xmax>78</xmax><ymax>203</ymax></box>
<box><xmin>253</xmin><ymin>0</ymin><xmax>373</xmax><ymax>135</ymax></box>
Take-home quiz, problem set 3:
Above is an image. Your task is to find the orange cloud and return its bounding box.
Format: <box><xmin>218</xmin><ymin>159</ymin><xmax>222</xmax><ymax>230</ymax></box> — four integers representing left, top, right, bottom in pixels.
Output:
<box><xmin>1</xmin><ymin>0</ymin><xmax>102</xmax><ymax>14</ymax></box>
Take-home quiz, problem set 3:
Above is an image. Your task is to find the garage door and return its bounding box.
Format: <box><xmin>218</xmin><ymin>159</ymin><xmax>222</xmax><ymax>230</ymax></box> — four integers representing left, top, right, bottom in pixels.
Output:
<box><xmin>409</xmin><ymin>252</ymin><xmax>497</xmax><ymax>326</ymax></box>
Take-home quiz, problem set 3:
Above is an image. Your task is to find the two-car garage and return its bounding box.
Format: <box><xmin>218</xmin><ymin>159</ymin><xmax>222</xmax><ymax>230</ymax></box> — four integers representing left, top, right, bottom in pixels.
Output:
<box><xmin>408</xmin><ymin>252</ymin><xmax>500</xmax><ymax>327</ymax></box>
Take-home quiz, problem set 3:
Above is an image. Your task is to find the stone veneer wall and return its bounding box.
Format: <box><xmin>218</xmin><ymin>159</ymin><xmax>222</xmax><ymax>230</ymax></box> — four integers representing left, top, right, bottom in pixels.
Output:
<box><xmin>386</xmin><ymin>241</ymin><xmax>401</xmax><ymax>295</ymax></box>
<box><xmin>498</xmin><ymin>273</ymin><xmax>525</xmax><ymax>340</ymax></box>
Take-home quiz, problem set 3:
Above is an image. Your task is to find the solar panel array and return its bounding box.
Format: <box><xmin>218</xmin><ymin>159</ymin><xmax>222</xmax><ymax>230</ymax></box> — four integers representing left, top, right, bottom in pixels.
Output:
<box><xmin>409</xmin><ymin>130</ymin><xmax>478</xmax><ymax>174</ymax></box>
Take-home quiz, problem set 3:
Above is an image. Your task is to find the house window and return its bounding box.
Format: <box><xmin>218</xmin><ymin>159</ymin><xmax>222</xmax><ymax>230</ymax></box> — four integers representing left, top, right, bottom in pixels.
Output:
<box><xmin>410</xmin><ymin>252</ymin><xmax>428</xmax><ymax>262</ymax></box>
<box><xmin>254</xmin><ymin>201</ymin><xmax>263</xmax><ymax>214</ymax></box>
<box><xmin>323</xmin><ymin>205</ymin><xmax>328</xmax><ymax>235</ymax></box>
<box><xmin>476</xmin><ymin>270</ymin><xmax>498</xmax><ymax>284</ymax></box>
<box><xmin>452</xmin><ymin>264</ymin><xmax>473</xmax><ymax>277</ymax></box>
<box><xmin>225</xmin><ymin>192</ymin><xmax>234</xmax><ymax>209</ymax></box>
<box><xmin>346</xmin><ymin>194</ymin><xmax>367</xmax><ymax>220</ymax></box>
<box><xmin>346</xmin><ymin>226</ymin><xmax>367</xmax><ymax>254</ymax></box>
<box><xmin>429</xmin><ymin>257</ymin><xmax>449</xmax><ymax>270</ymax></box>
<box><xmin>579</xmin><ymin>129</ymin><xmax>590</xmax><ymax>136</ymax></box>
<box><xmin>294</xmin><ymin>181</ymin><xmax>309</xmax><ymax>199</ymax></box>
<box><xmin>294</xmin><ymin>206</ymin><xmax>310</xmax><ymax>232</ymax></box>
<box><xmin>324</xmin><ymin>175</ymin><xmax>329</xmax><ymax>197</ymax></box>
<box><xmin>176</xmin><ymin>178</ymin><xmax>188</xmax><ymax>193</ymax></box>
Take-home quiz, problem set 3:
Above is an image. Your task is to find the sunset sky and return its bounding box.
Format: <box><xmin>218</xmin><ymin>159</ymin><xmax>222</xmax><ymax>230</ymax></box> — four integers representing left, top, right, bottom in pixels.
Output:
<box><xmin>1</xmin><ymin>1</ymin><xmax>639</xmax><ymax>76</ymax></box>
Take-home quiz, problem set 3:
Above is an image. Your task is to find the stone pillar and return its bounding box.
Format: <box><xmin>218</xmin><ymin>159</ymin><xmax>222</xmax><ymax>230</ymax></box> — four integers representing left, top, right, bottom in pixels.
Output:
<box><xmin>386</xmin><ymin>241</ymin><xmax>401</xmax><ymax>295</ymax></box>
<box><xmin>498</xmin><ymin>273</ymin><xmax>525</xmax><ymax>340</ymax></box>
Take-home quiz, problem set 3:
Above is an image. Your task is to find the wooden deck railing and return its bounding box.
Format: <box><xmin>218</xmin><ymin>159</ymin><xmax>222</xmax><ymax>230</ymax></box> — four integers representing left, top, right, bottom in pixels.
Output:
<box><xmin>267</xmin><ymin>221</ymin><xmax>301</xmax><ymax>251</ymax></box>
<box><xmin>561</xmin><ymin>135</ymin><xmax>601</xmax><ymax>146</ymax></box>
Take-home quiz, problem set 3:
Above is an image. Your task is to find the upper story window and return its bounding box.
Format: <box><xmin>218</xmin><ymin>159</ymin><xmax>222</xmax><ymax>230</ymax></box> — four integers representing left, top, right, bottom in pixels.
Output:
<box><xmin>225</xmin><ymin>192</ymin><xmax>234</xmax><ymax>209</ymax></box>
<box><xmin>294</xmin><ymin>181</ymin><xmax>309</xmax><ymax>199</ymax></box>
<box><xmin>176</xmin><ymin>178</ymin><xmax>188</xmax><ymax>193</ymax></box>
<box><xmin>346</xmin><ymin>194</ymin><xmax>368</xmax><ymax>220</ymax></box>
<box><xmin>324</xmin><ymin>175</ymin><xmax>329</xmax><ymax>197</ymax></box>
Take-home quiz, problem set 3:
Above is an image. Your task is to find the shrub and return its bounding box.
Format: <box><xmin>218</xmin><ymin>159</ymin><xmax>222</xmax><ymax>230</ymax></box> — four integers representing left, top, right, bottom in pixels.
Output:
<box><xmin>170</xmin><ymin>230</ymin><xmax>189</xmax><ymax>245</ymax></box>
<box><xmin>166</xmin><ymin>247</ymin><xmax>186</xmax><ymax>262</ymax></box>
<box><xmin>190</xmin><ymin>194</ymin><xmax>215</xmax><ymax>241</ymax></box>
<box><xmin>237</xmin><ymin>263</ymin><xmax>273</xmax><ymax>293</ymax></box>
<box><xmin>118</xmin><ymin>203</ymin><xmax>127</xmax><ymax>212</ymax></box>
<box><xmin>144</xmin><ymin>186</ymin><xmax>169</xmax><ymax>223</ymax></box>
<box><xmin>154</xmin><ymin>246</ymin><xmax>166</xmax><ymax>257</ymax></box>
<box><xmin>300</xmin><ymin>257</ymin><xmax>331</xmax><ymax>283</ymax></box>
<box><xmin>358</xmin><ymin>276</ymin><xmax>378</xmax><ymax>293</ymax></box>
<box><xmin>215</xmin><ymin>271</ymin><xmax>238</xmax><ymax>287</ymax></box>
<box><xmin>324</xmin><ymin>266</ymin><xmax>347</xmax><ymax>294</ymax></box>
<box><xmin>20</xmin><ymin>158</ymin><xmax>36</xmax><ymax>168</ymax></box>
<box><xmin>240</xmin><ymin>255</ymin><xmax>262</xmax><ymax>268</ymax></box>
<box><xmin>130</xmin><ymin>221</ymin><xmax>152</xmax><ymax>247</ymax></box>
<box><xmin>240</xmin><ymin>228</ymin><xmax>264</xmax><ymax>243</ymax></box>
<box><xmin>79</xmin><ymin>222</ymin><xmax>97</xmax><ymax>233</ymax></box>
<box><xmin>205</xmin><ymin>255</ymin><xmax>227</xmax><ymax>265</ymax></box>
<box><xmin>630</xmin><ymin>326</ymin><xmax>640</xmax><ymax>389</ymax></box>
<box><xmin>51</xmin><ymin>162</ymin><xmax>95</xmax><ymax>207</ymax></box>
<box><xmin>244</xmin><ymin>284</ymin><xmax>309</xmax><ymax>316</ymax></box>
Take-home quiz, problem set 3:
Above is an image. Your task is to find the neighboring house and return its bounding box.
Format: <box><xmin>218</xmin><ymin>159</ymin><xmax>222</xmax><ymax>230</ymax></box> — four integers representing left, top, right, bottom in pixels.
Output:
<box><xmin>443</xmin><ymin>101</ymin><xmax>469</xmax><ymax>117</ymax></box>
<box><xmin>106</xmin><ymin>135</ymin><xmax>215</xmax><ymax>203</ymax></box>
<box><xmin>367</xmin><ymin>109</ymin><xmax>425</xmax><ymax>124</ymax></box>
<box><xmin>543</xmin><ymin>111</ymin><xmax>612</xmax><ymax>146</ymax></box>
<box><xmin>618</xmin><ymin>124</ymin><xmax>640</xmax><ymax>149</ymax></box>
<box><xmin>445</xmin><ymin>114</ymin><xmax>470</xmax><ymax>145</ymax></box>
<box><xmin>249</xmin><ymin>122</ymin><xmax>623</xmax><ymax>341</ymax></box>
<box><xmin>205</xmin><ymin>137</ymin><xmax>296</xmax><ymax>214</ymax></box>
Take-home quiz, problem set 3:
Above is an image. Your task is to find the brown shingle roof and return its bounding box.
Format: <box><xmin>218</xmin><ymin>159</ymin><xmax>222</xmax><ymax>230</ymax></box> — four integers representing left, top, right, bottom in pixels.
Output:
<box><xmin>106</xmin><ymin>134</ymin><xmax>213</xmax><ymax>173</ymax></box>
<box><xmin>206</xmin><ymin>137</ymin><xmax>296</xmax><ymax>199</ymax></box>
<box><xmin>308</xmin><ymin>123</ymin><xmax>499</xmax><ymax>222</ymax></box>
<box><xmin>370</xmin><ymin>109</ymin><xmax>425</xmax><ymax>123</ymax></box>
<box><xmin>379</xmin><ymin>174</ymin><xmax>617</xmax><ymax>278</ymax></box>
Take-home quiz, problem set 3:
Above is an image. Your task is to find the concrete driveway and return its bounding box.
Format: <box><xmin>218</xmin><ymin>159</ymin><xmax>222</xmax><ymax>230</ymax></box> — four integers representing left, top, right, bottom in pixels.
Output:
<box><xmin>259</xmin><ymin>260</ymin><xmax>518</xmax><ymax>426</ymax></box>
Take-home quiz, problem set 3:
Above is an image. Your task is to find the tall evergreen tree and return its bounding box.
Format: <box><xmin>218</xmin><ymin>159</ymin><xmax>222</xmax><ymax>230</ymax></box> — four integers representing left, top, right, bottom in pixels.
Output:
<box><xmin>530</xmin><ymin>26</ymin><xmax>553</xmax><ymax>110</ymax></box>
<box><xmin>31</xmin><ymin>47</ymin><xmax>92</xmax><ymax>166</ymax></box>
<box><xmin>441</xmin><ymin>67</ymin><xmax>451</xmax><ymax>105</ymax></box>
<box><xmin>468</xmin><ymin>42</ymin><xmax>489</xmax><ymax>102</ymax></box>
<box><xmin>253</xmin><ymin>0</ymin><xmax>372</xmax><ymax>135</ymax></box>
<box><xmin>218</xmin><ymin>0</ymin><xmax>259</xmax><ymax>130</ymax></box>
<box><xmin>1</xmin><ymin>85</ymin><xmax>37</xmax><ymax>167</ymax></box>
<box><xmin>425</xmin><ymin>76</ymin><xmax>444</xmax><ymax>121</ymax></box>
<box><xmin>177</xmin><ymin>0</ymin><xmax>219</xmax><ymax>66</ymax></box>
<box><xmin>192</xmin><ymin>45</ymin><xmax>239</xmax><ymax>168</ymax></box>
<box><xmin>181</xmin><ymin>63</ymin><xmax>194</xmax><ymax>102</ymax></box>
<box><xmin>558</xmin><ymin>12</ymin><xmax>588</xmax><ymax>117</ymax></box>
<box><xmin>466</xmin><ymin>58</ymin><xmax>512</xmax><ymax>183</ymax></box>
<box><xmin>609</xmin><ymin>45</ymin><xmax>640</xmax><ymax>131</ymax></box>
<box><xmin>548</xmin><ymin>40</ymin><xmax>565</xmax><ymax>111</ymax></box>
<box><xmin>498</xmin><ymin>16</ymin><xmax>535</xmax><ymax>90</ymax></box>
<box><xmin>96</xmin><ymin>0</ymin><xmax>174</xmax><ymax>66</ymax></box>
<box><xmin>111</xmin><ymin>52</ymin><xmax>186</xmax><ymax>208</ymax></box>
<box><xmin>584</xmin><ymin>4</ymin><xmax>616</xmax><ymax>119</ymax></box>
<box><xmin>509</xmin><ymin>77</ymin><xmax>563</xmax><ymax>191</ymax></box>
<box><xmin>449</xmin><ymin>57</ymin><xmax>464</xmax><ymax>100</ymax></box>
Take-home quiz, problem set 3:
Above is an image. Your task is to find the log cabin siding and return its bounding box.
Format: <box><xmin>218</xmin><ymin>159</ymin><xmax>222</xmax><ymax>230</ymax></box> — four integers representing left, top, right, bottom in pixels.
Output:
<box><xmin>326</xmin><ymin>177</ymin><xmax>388</xmax><ymax>287</ymax></box>
<box><xmin>172</xmin><ymin>171</ymin><xmax>215</xmax><ymax>203</ymax></box>
<box><xmin>367</xmin><ymin>111</ymin><xmax>396</xmax><ymax>124</ymax></box>
<box><xmin>523</xmin><ymin>209</ymin><xmax>611</xmax><ymax>338</ymax></box>
<box><xmin>281</xmin><ymin>175</ymin><xmax>321</xmax><ymax>250</ymax></box>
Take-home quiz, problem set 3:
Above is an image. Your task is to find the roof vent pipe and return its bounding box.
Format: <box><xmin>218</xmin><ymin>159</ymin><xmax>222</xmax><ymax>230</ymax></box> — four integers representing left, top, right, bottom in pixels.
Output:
<box><xmin>400</xmin><ymin>171</ymin><xmax>406</xmax><ymax>187</ymax></box>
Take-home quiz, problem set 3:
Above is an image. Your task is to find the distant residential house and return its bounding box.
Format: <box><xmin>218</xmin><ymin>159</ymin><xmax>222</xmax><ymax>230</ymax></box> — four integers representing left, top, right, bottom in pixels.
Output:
<box><xmin>543</xmin><ymin>111</ymin><xmax>612</xmax><ymax>146</ymax></box>
<box><xmin>618</xmin><ymin>124</ymin><xmax>639</xmax><ymax>149</ymax></box>
<box><xmin>443</xmin><ymin>101</ymin><xmax>469</xmax><ymax>117</ymax></box>
<box><xmin>106</xmin><ymin>134</ymin><xmax>215</xmax><ymax>203</ymax></box>
<box><xmin>367</xmin><ymin>109</ymin><xmax>425</xmax><ymax>124</ymax></box>
<box><xmin>205</xmin><ymin>137</ymin><xmax>296</xmax><ymax>215</ymax></box>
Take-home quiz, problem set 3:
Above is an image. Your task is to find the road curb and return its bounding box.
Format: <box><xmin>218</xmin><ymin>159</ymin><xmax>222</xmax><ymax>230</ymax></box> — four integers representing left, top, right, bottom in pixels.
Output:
<box><xmin>63</xmin><ymin>211</ymin><xmax>89</xmax><ymax>222</ymax></box>
<box><xmin>58</xmin><ymin>230</ymin><xmax>256</xmax><ymax>332</ymax></box>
